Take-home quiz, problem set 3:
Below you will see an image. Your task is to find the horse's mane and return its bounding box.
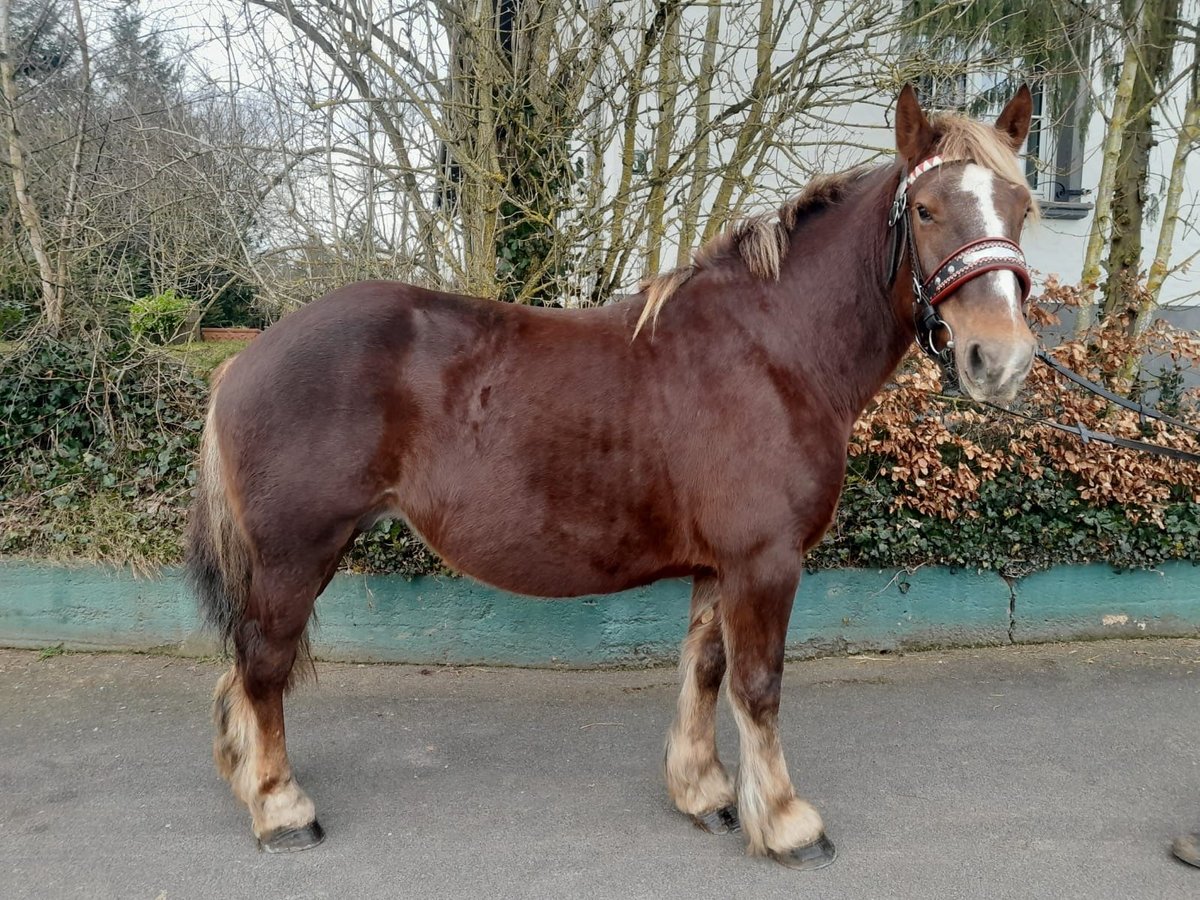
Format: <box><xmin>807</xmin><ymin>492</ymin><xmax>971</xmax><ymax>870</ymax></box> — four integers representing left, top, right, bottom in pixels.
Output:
<box><xmin>634</xmin><ymin>113</ymin><xmax>1031</xmax><ymax>337</ymax></box>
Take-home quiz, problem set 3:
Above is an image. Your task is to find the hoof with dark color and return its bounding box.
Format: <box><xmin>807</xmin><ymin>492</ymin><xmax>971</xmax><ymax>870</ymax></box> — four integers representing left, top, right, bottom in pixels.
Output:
<box><xmin>691</xmin><ymin>806</ymin><xmax>741</xmax><ymax>835</ymax></box>
<box><xmin>771</xmin><ymin>833</ymin><xmax>836</xmax><ymax>871</ymax></box>
<box><xmin>1173</xmin><ymin>832</ymin><xmax>1200</xmax><ymax>868</ymax></box>
<box><xmin>258</xmin><ymin>820</ymin><xmax>326</xmax><ymax>853</ymax></box>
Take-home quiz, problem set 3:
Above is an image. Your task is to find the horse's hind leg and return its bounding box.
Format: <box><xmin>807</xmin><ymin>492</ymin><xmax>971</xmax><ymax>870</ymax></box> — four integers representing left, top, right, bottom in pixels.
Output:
<box><xmin>665</xmin><ymin>573</ymin><xmax>738</xmax><ymax>833</ymax></box>
<box><xmin>721</xmin><ymin>554</ymin><xmax>835</xmax><ymax>870</ymax></box>
<box><xmin>213</xmin><ymin>556</ymin><xmax>337</xmax><ymax>852</ymax></box>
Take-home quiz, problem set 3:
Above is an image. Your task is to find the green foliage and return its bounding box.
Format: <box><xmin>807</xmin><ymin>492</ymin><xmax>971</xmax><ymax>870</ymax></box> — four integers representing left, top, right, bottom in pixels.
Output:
<box><xmin>0</xmin><ymin>259</ymin><xmax>40</xmax><ymax>337</ymax></box>
<box><xmin>163</xmin><ymin>339</ymin><xmax>250</xmax><ymax>375</ymax></box>
<box><xmin>101</xmin><ymin>1</ymin><xmax>182</xmax><ymax>104</ymax></box>
<box><xmin>0</xmin><ymin>298</ymin><xmax>27</xmax><ymax>338</ymax></box>
<box><xmin>199</xmin><ymin>279</ymin><xmax>264</xmax><ymax>329</ymax></box>
<box><xmin>38</xmin><ymin>643</ymin><xmax>66</xmax><ymax>660</ymax></box>
<box><xmin>9</xmin><ymin>1</ymin><xmax>74</xmax><ymax>84</ymax></box>
<box><xmin>2</xmin><ymin>334</ymin><xmax>1196</xmax><ymax>579</ymax></box>
<box><xmin>345</xmin><ymin>520</ymin><xmax>452</xmax><ymax>579</ymax></box>
<box><xmin>901</xmin><ymin>0</ymin><xmax>1094</xmax><ymax>128</ymax></box>
<box><xmin>493</xmin><ymin>97</ymin><xmax>580</xmax><ymax>306</ymax></box>
<box><xmin>129</xmin><ymin>290</ymin><xmax>195</xmax><ymax>344</ymax></box>
<box><xmin>810</xmin><ymin>465</ymin><xmax>1200</xmax><ymax>578</ymax></box>
<box><xmin>0</xmin><ymin>333</ymin><xmax>207</xmax><ymax>565</ymax></box>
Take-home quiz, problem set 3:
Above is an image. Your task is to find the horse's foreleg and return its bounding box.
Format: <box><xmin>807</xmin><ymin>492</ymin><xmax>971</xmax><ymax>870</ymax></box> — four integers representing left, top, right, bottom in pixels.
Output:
<box><xmin>665</xmin><ymin>573</ymin><xmax>738</xmax><ymax>833</ymax></box>
<box><xmin>214</xmin><ymin>565</ymin><xmax>326</xmax><ymax>852</ymax></box>
<box><xmin>722</xmin><ymin>559</ymin><xmax>835</xmax><ymax>870</ymax></box>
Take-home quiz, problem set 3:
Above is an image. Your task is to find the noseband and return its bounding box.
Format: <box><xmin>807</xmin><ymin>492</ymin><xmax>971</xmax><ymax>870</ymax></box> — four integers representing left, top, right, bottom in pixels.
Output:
<box><xmin>887</xmin><ymin>155</ymin><xmax>1032</xmax><ymax>388</ymax></box>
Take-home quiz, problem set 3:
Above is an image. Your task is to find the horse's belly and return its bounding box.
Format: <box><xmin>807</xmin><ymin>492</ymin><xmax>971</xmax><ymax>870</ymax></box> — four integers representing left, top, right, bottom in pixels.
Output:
<box><xmin>400</xmin><ymin>497</ymin><xmax>689</xmax><ymax>599</ymax></box>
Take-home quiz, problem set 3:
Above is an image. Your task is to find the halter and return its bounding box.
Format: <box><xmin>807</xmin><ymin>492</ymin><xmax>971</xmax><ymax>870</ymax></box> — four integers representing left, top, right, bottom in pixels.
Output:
<box><xmin>887</xmin><ymin>155</ymin><xmax>1032</xmax><ymax>389</ymax></box>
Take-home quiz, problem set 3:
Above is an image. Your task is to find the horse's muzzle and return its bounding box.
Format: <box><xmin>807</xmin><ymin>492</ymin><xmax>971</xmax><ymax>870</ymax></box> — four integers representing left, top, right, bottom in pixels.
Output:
<box><xmin>958</xmin><ymin>338</ymin><xmax>1035</xmax><ymax>402</ymax></box>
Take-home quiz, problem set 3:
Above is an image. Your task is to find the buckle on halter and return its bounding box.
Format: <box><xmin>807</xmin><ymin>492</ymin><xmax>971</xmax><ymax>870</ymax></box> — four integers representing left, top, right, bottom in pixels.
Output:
<box><xmin>913</xmin><ymin>295</ymin><xmax>958</xmax><ymax>391</ymax></box>
<box><xmin>888</xmin><ymin>194</ymin><xmax>907</xmax><ymax>227</ymax></box>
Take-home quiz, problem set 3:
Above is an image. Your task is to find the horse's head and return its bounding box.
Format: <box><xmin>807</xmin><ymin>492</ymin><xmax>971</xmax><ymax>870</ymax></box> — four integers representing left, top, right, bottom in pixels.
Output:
<box><xmin>893</xmin><ymin>84</ymin><xmax>1036</xmax><ymax>403</ymax></box>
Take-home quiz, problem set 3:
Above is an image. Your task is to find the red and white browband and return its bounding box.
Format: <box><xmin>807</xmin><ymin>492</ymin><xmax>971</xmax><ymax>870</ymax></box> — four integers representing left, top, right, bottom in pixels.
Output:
<box><xmin>900</xmin><ymin>155</ymin><xmax>1032</xmax><ymax>308</ymax></box>
<box><xmin>905</xmin><ymin>154</ymin><xmax>945</xmax><ymax>188</ymax></box>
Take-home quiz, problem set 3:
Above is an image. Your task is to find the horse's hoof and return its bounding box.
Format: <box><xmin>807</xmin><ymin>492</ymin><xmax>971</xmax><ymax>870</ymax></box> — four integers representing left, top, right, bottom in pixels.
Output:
<box><xmin>771</xmin><ymin>832</ymin><xmax>836</xmax><ymax>871</ymax></box>
<box><xmin>691</xmin><ymin>805</ymin><xmax>741</xmax><ymax>835</ymax></box>
<box><xmin>1173</xmin><ymin>832</ymin><xmax>1200</xmax><ymax>868</ymax></box>
<box><xmin>258</xmin><ymin>820</ymin><xmax>326</xmax><ymax>853</ymax></box>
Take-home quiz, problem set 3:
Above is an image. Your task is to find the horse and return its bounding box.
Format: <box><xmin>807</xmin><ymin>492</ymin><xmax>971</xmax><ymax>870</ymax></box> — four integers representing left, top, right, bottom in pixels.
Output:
<box><xmin>186</xmin><ymin>84</ymin><xmax>1037</xmax><ymax>868</ymax></box>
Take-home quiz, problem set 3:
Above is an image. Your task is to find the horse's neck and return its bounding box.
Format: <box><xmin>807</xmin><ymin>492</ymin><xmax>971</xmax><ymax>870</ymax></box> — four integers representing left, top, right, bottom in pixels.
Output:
<box><xmin>733</xmin><ymin>167</ymin><xmax>915</xmax><ymax>422</ymax></box>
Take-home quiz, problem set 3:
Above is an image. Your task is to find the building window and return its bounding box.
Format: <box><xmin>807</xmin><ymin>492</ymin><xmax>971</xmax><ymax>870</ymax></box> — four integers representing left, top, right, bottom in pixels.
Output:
<box><xmin>917</xmin><ymin>72</ymin><xmax>1092</xmax><ymax>220</ymax></box>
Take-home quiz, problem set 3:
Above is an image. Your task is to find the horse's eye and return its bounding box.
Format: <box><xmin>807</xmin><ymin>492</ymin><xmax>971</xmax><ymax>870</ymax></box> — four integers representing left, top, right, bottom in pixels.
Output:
<box><xmin>916</xmin><ymin>204</ymin><xmax>933</xmax><ymax>223</ymax></box>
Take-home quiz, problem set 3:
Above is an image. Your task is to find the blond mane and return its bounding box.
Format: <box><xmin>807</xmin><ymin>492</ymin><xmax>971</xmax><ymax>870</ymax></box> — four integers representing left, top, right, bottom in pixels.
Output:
<box><xmin>633</xmin><ymin>112</ymin><xmax>1032</xmax><ymax>337</ymax></box>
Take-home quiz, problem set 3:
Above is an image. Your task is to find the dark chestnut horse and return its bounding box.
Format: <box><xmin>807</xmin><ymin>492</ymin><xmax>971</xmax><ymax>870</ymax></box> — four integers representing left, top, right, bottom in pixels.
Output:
<box><xmin>187</xmin><ymin>85</ymin><xmax>1037</xmax><ymax>867</ymax></box>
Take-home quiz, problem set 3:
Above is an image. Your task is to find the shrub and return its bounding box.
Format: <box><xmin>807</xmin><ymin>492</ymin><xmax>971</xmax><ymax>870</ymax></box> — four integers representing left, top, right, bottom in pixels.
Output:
<box><xmin>129</xmin><ymin>290</ymin><xmax>197</xmax><ymax>344</ymax></box>
<box><xmin>0</xmin><ymin>298</ymin><xmax>28</xmax><ymax>338</ymax></box>
<box><xmin>1</xmin><ymin>281</ymin><xmax>1197</xmax><ymax>576</ymax></box>
<box><xmin>809</xmin><ymin>279</ymin><xmax>1200</xmax><ymax>576</ymax></box>
<box><xmin>199</xmin><ymin>278</ymin><xmax>265</xmax><ymax>329</ymax></box>
<box><xmin>0</xmin><ymin>332</ymin><xmax>207</xmax><ymax>565</ymax></box>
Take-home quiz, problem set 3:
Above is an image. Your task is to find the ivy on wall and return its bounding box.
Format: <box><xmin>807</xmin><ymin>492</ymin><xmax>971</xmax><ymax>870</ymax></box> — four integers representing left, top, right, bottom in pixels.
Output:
<box><xmin>2</xmin><ymin>283</ymin><xmax>1197</xmax><ymax>576</ymax></box>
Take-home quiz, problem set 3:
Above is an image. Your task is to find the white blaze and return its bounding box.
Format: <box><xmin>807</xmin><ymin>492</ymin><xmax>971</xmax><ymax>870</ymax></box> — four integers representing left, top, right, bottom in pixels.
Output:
<box><xmin>958</xmin><ymin>164</ymin><xmax>1021</xmax><ymax>316</ymax></box>
<box><xmin>958</xmin><ymin>163</ymin><xmax>1029</xmax><ymax>386</ymax></box>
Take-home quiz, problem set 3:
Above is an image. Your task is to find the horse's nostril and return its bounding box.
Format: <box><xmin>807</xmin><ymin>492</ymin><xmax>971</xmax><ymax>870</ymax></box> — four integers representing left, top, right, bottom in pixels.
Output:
<box><xmin>966</xmin><ymin>341</ymin><xmax>987</xmax><ymax>381</ymax></box>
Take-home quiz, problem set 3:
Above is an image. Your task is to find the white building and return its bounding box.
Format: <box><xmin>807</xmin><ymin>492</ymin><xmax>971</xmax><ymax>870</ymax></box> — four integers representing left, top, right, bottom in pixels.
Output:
<box><xmin>591</xmin><ymin>4</ymin><xmax>1199</xmax><ymax>324</ymax></box>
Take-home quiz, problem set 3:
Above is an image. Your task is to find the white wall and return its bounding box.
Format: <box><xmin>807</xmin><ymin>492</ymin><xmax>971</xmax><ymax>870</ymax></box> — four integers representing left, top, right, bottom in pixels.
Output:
<box><xmin>595</xmin><ymin>0</ymin><xmax>1200</xmax><ymax>310</ymax></box>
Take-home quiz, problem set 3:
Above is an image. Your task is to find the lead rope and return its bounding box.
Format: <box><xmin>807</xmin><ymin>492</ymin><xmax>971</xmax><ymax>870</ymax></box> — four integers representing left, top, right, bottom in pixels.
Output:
<box><xmin>1034</xmin><ymin>350</ymin><xmax>1200</xmax><ymax>436</ymax></box>
<box><xmin>971</xmin><ymin>398</ymin><xmax>1200</xmax><ymax>464</ymax></box>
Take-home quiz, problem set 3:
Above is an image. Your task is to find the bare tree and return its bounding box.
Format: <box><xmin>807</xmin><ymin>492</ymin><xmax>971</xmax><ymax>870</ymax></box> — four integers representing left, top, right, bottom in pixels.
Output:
<box><xmin>0</xmin><ymin>0</ymin><xmax>269</xmax><ymax>334</ymax></box>
<box><xmin>1140</xmin><ymin>20</ymin><xmax>1200</xmax><ymax>330</ymax></box>
<box><xmin>236</xmin><ymin>0</ymin><xmax>909</xmax><ymax>308</ymax></box>
<box><xmin>0</xmin><ymin>0</ymin><xmax>61</xmax><ymax>329</ymax></box>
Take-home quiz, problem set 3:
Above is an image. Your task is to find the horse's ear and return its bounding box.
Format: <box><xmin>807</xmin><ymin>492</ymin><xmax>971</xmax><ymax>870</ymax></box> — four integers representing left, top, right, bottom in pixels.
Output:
<box><xmin>995</xmin><ymin>84</ymin><xmax>1033</xmax><ymax>150</ymax></box>
<box><xmin>895</xmin><ymin>83</ymin><xmax>934</xmax><ymax>165</ymax></box>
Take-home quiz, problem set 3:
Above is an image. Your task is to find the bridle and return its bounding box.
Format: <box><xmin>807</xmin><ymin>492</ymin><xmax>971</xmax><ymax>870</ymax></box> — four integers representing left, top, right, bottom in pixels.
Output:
<box><xmin>887</xmin><ymin>155</ymin><xmax>1033</xmax><ymax>389</ymax></box>
<box><xmin>883</xmin><ymin>155</ymin><xmax>1200</xmax><ymax>464</ymax></box>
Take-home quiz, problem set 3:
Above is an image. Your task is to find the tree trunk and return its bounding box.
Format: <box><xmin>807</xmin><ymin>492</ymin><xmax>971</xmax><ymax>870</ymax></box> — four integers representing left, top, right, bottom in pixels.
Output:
<box><xmin>1137</xmin><ymin>41</ymin><xmax>1200</xmax><ymax>333</ymax></box>
<box><xmin>454</xmin><ymin>0</ymin><xmax>502</xmax><ymax>299</ymax></box>
<box><xmin>674</xmin><ymin>0</ymin><xmax>722</xmax><ymax>269</ymax></box>
<box><xmin>1076</xmin><ymin>33</ymin><xmax>1141</xmax><ymax>335</ymax></box>
<box><xmin>644</xmin><ymin>5</ymin><xmax>681</xmax><ymax>275</ymax></box>
<box><xmin>701</xmin><ymin>0</ymin><xmax>776</xmax><ymax>242</ymax></box>
<box><xmin>0</xmin><ymin>0</ymin><xmax>61</xmax><ymax>331</ymax></box>
<box><xmin>596</xmin><ymin>0</ymin><xmax>675</xmax><ymax>301</ymax></box>
<box><xmin>52</xmin><ymin>0</ymin><xmax>92</xmax><ymax>322</ymax></box>
<box><xmin>1100</xmin><ymin>0</ymin><xmax>1179</xmax><ymax>323</ymax></box>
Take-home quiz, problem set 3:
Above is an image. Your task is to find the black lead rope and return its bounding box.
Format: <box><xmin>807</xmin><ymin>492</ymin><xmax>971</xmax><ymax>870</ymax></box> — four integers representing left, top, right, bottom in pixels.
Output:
<box><xmin>1034</xmin><ymin>350</ymin><xmax>1200</xmax><ymax>436</ymax></box>
<box><xmin>974</xmin><ymin>399</ymin><xmax>1200</xmax><ymax>464</ymax></box>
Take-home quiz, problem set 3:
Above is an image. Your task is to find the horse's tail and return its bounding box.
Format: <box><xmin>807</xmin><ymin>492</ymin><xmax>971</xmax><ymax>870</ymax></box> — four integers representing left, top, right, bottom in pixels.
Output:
<box><xmin>185</xmin><ymin>360</ymin><xmax>251</xmax><ymax>651</ymax></box>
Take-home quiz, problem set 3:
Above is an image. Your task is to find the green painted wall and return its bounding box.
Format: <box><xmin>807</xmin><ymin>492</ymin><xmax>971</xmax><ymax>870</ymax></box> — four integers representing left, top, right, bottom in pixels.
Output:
<box><xmin>1</xmin><ymin>560</ymin><xmax>1197</xmax><ymax>666</ymax></box>
<box><xmin>1014</xmin><ymin>564</ymin><xmax>1200</xmax><ymax>641</ymax></box>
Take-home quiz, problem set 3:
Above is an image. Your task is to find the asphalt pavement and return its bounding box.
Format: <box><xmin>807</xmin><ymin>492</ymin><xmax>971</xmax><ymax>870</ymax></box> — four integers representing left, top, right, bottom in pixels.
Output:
<box><xmin>4</xmin><ymin>640</ymin><xmax>1200</xmax><ymax>899</ymax></box>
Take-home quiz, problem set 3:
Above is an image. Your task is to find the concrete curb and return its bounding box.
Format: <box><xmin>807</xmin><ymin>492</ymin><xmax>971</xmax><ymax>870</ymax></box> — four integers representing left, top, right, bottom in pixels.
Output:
<box><xmin>1</xmin><ymin>560</ymin><xmax>1197</xmax><ymax>666</ymax></box>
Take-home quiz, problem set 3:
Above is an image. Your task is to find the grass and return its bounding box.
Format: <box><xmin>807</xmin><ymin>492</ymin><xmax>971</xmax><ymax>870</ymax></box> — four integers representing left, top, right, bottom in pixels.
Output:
<box><xmin>5</xmin><ymin>336</ymin><xmax>248</xmax><ymax>375</ymax></box>
<box><xmin>0</xmin><ymin>488</ymin><xmax>185</xmax><ymax>573</ymax></box>
<box><xmin>38</xmin><ymin>643</ymin><xmax>66</xmax><ymax>660</ymax></box>
<box><xmin>162</xmin><ymin>339</ymin><xmax>250</xmax><ymax>375</ymax></box>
